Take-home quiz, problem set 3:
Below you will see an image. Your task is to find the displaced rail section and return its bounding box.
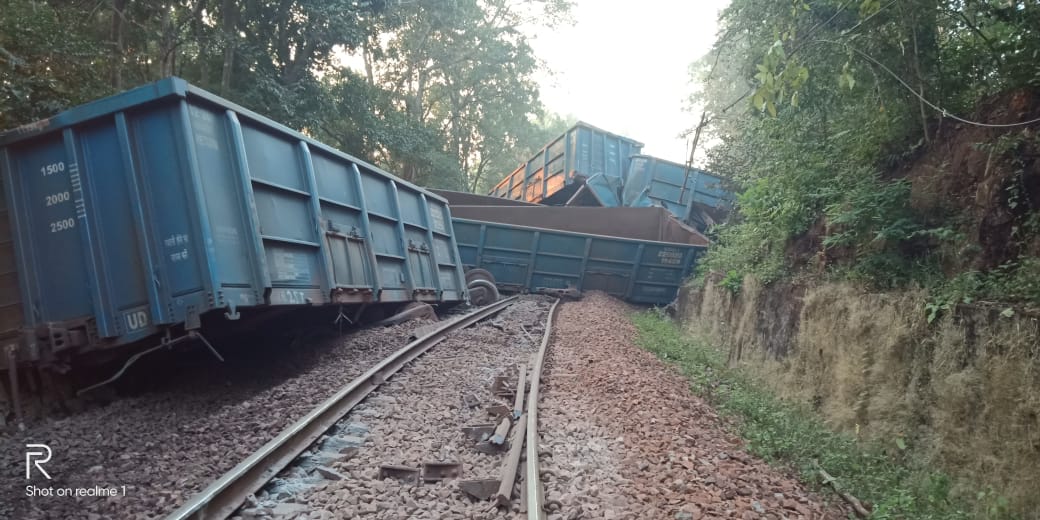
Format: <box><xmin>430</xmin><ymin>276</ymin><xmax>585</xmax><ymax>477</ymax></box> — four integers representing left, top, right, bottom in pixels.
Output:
<box><xmin>523</xmin><ymin>298</ymin><xmax>559</xmax><ymax>518</ymax></box>
<box><xmin>166</xmin><ymin>297</ymin><xmax>518</xmax><ymax>520</ymax></box>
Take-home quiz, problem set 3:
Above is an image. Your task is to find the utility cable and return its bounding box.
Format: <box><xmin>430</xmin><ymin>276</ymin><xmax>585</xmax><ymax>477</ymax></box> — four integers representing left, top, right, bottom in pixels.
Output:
<box><xmin>705</xmin><ymin>5</ymin><xmax>1040</xmax><ymax>129</ymax></box>
<box><xmin>824</xmin><ymin>40</ymin><xmax>1040</xmax><ymax>128</ymax></box>
<box><xmin>840</xmin><ymin>0</ymin><xmax>899</xmax><ymax>37</ymax></box>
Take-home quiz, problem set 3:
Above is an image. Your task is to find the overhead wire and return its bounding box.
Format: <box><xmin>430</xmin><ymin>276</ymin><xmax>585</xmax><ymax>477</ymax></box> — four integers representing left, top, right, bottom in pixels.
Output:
<box><xmin>713</xmin><ymin>0</ymin><xmax>858</xmax><ymax>118</ymax></box>
<box><xmin>707</xmin><ymin>0</ymin><xmax>1040</xmax><ymax>129</ymax></box>
<box><xmin>824</xmin><ymin>40</ymin><xmax>1040</xmax><ymax>128</ymax></box>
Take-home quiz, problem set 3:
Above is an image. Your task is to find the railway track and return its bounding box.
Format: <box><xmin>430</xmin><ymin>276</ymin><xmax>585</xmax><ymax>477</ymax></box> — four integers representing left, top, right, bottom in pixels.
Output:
<box><xmin>165</xmin><ymin>296</ymin><xmax>523</xmax><ymax>520</ymax></box>
<box><xmin>6</xmin><ymin>293</ymin><xmax>846</xmax><ymax>520</ymax></box>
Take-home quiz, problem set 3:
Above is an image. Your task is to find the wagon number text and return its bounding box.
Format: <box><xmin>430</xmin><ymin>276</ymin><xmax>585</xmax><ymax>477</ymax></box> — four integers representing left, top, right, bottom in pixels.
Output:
<box><xmin>656</xmin><ymin>250</ymin><xmax>684</xmax><ymax>266</ymax></box>
<box><xmin>40</xmin><ymin>162</ymin><xmax>65</xmax><ymax>176</ymax></box>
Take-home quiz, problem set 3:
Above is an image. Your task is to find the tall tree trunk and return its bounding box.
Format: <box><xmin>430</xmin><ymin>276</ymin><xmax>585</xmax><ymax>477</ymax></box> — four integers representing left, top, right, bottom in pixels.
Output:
<box><xmin>282</xmin><ymin>41</ymin><xmax>317</xmax><ymax>85</ymax></box>
<box><xmin>194</xmin><ymin>0</ymin><xmax>210</xmax><ymax>85</ymax></box>
<box><xmin>402</xmin><ymin>67</ymin><xmax>428</xmax><ymax>182</ymax></box>
<box><xmin>362</xmin><ymin>38</ymin><xmax>375</xmax><ymax>85</ymax></box>
<box><xmin>159</xmin><ymin>3</ymin><xmax>176</xmax><ymax>78</ymax></box>
<box><xmin>111</xmin><ymin>0</ymin><xmax>128</xmax><ymax>89</ymax></box>
<box><xmin>413</xmin><ymin>67</ymin><xmax>427</xmax><ymax>121</ymax></box>
<box><xmin>220</xmin><ymin>0</ymin><xmax>236</xmax><ymax>94</ymax></box>
<box><xmin>911</xmin><ymin>23</ymin><xmax>930</xmax><ymax>144</ymax></box>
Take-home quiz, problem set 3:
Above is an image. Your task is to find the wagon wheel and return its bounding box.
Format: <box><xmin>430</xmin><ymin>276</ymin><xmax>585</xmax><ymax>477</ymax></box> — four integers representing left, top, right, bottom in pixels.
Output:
<box><xmin>465</xmin><ymin>268</ymin><xmax>495</xmax><ymax>285</ymax></box>
<box><xmin>465</xmin><ymin>269</ymin><xmax>500</xmax><ymax>306</ymax></box>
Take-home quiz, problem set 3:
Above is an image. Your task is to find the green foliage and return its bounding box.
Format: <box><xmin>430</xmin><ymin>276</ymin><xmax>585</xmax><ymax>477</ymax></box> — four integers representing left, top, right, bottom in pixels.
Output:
<box><xmin>356</xmin><ymin>0</ymin><xmax>573</xmax><ymax>187</ymax></box>
<box><xmin>751</xmin><ymin>40</ymin><xmax>809</xmax><ymax>116</ymax></box>
<box><xmin>690</xmin><ymin>0</ymin><xmax>1040</xmax><ymax>302</ymax></box>
<box><xmin>0</xmin><ymin>2</ymin><xmax>110</xmax><ymax>128</ymax></box>
<box><xmin>817</xmin><ymin>170</ymin><xmax>960</xmax><ymax>288</ymax></box>
<box><xmin>0</xmin><ymin>0</ymin><xmax>571</xmax><ymax>191</ymax></box>
<box><xmin>631</xmin><ymin>310</ymin><xmax>1017</xmax><ymax>520</ymax></box>
<box><xmin>927</xmin><ymin>257</ymin><xmax>1040</xmax><ymax>321</ymax></box>
<box><xmin>719</xmin><ymin>270</ymin><xmax>744</xmax><ymax>294</ymax></box>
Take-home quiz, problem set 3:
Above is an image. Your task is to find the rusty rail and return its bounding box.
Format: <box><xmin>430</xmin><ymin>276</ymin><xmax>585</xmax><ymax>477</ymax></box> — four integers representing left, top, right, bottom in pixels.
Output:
<box><xmin>525</xmin><ymin>298</ymin><xmax>561</xmax><ymax>519</ymax></box>
<box><xmin>165</xmin><ymin>296</ymin><xmax>519</xmax><ymax>520</ymax></box>
<box><xmin>495</xmin><ymin>412</ymin><xmax>526</xmax><ymax>506</ymax></box>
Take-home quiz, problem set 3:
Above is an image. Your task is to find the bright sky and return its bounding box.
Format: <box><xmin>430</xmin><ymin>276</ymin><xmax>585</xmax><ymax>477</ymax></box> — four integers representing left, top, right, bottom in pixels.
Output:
<box><xmin>526</xmin><ymin>0</ymin><xmax>729</xmax><ymax>165</ymax></box>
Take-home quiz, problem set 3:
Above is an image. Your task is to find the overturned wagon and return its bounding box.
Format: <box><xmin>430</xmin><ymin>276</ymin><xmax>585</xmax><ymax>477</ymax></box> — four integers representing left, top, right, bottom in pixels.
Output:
<box><xmin>623</xmin><ymin>154</ymin><xmax>735</xmax><ymax>232</ymax></box>
<box><xmin>0</xmin><ymin>77</ymin><xmax>467</xmax><ymax>371</ymax></box>
<box><xmin>443</xmin><ymin>199</ymin><xmax>707</xmax><ymax>305</ymax></box>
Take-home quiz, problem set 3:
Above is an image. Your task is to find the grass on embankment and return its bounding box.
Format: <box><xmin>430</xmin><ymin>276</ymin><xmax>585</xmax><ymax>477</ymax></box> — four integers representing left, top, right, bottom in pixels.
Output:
<box><xmin>631</xmin><ymin>309</ymin><xmax>1015</xmax><ymax>520</ymax></box>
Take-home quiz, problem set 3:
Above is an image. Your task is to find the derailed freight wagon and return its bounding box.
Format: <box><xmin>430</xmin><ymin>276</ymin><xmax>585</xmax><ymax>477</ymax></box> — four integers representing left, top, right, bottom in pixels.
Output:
<box><xmin>623</xmin><ymin>154</ymin><xmax>735</xmax><ymax>232</ymax></box>
<box><xmin>484</xmin><ymin>122</ymin><xmax>736</xmax><ymax>233</ymax></box>
<box><xmin>488</xmin><ymin>122</ymin><xmax>643</xmax><ymax>206</ymax></box>
<box><xmin>0</xmin><ymin>77</ymin><xmax>467</xmax><ymax>372</ymax></box>
<box><xmin>447</xmin><ymin>202</ymin><xmax>707</xmax><ymax>305</ymax></box>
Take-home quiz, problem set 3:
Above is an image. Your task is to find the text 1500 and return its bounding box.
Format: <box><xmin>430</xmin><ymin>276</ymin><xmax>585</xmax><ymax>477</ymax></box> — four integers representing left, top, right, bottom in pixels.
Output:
<box><xmin>40</xmin><ymin>162</ymin><xmax>65</xmax><ymax>176</ymax></box>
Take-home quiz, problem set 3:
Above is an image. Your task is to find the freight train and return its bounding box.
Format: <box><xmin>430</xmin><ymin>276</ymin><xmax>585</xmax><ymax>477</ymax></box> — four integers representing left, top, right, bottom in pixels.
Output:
<box><xmin>0</xmin><ymin>78</ymin><xmax>708</xmax><ymax>408</ymax></box>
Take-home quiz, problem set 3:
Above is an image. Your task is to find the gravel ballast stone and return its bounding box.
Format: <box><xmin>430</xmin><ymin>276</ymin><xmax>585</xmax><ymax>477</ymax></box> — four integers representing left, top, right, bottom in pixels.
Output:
<box><xmin>538</xmin><ymin>291</ymin><xmax>846</xmax><ymax>519</ymax></box>
<box><xmin>6</xmin><ymin>292</ymin><xmax>845</xmax><ymax>519</ymax></box>
<box><xmin>2</xmin><ymin>321</ymin><xmax>423</xmax><ymax>520</ymax></box>
<box><xmin>276</xmin><ymin>296</ymin><xmax>554</xmax><ymax>519</ymax></box>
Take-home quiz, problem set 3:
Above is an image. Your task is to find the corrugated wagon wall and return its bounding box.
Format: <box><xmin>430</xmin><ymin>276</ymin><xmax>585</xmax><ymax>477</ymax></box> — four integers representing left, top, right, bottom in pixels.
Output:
<box><xmin>676</xmin><ymin>277</ymin><xmax>1040</xmax><ymax>514</ymax></box>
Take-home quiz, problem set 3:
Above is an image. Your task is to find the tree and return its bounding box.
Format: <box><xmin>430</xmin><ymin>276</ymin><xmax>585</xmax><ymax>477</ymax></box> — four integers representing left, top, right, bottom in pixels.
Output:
<box><xmin>1</xmin><ymin>1</ymin><xmax>109</xmax><ymax>129</ymax></box>
<box><xmin>0</xmin><ymin>0</ymin><xmax>572</xmax><ymax>193</ymax></box>
<box><xmin>354</xmin><ymin>0</ymin><xmax>573</xmax><ymax>186</ymax></box>
<box><xmin>689</xmin><ymin>0</ymin><xmax>1040</xmax><ymax>286</ymax></box>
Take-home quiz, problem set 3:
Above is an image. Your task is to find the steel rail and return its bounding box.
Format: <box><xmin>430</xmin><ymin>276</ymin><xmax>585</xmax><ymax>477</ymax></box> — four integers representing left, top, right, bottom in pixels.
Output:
<box><xmin>494</xmin><ymin>361</ymin><xmax>528</xmax><ymax>506</ymax></box>
<box><xmin>524</xmin><ymin>298</ymin><xmax>561</xmax><ymax>519</ymax></box>
<box><xmin>166</xmin><ymin>296</ymin><xmax>519</xmax><ymax>520</ymax></box>
<box><xmin>495</xmin><ymin>412</ymin><xmax>527</xmax><ymax>506</ymax></box>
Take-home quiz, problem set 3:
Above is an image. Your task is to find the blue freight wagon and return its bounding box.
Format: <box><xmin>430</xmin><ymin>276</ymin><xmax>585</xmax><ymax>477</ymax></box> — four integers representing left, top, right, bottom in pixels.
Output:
<box><xmin>449</xmin><ymin>205</ymin><xmax>705</xmax><ymax>304</ymax></box>
<box><xmin>623</xmin><ymin>154</ymin><xmax>735</xmax><ymax>232</ymax></box>
<box><xmin>488</xmin><ymin>122</ymin><xmax>643</xmax><ymax>206</ymax></box>
<box><xmin>0</xmin><ymin>77</ymin><xmax>467</xmax><ymax>370</ymax></box>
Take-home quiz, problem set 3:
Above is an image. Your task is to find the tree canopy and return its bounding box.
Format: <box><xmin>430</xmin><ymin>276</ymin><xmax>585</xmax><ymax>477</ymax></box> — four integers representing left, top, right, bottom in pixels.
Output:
<box><xmin>0</xmin><ymin>0</ymin><xmax>573</xmax><ymax>190</ymax></box>
<box><xmin>690</xmin><ymin>0</ymin><xmax>1040</xmax><ymax>306</ymax></box>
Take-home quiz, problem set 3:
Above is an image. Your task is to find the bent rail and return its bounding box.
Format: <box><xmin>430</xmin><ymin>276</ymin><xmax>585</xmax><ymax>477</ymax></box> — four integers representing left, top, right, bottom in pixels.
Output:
<box><xmin>525</xmin><ymin>298</ymin><xmax>561</xmax><ymax>519</ymax></box>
